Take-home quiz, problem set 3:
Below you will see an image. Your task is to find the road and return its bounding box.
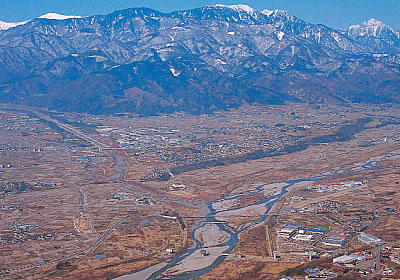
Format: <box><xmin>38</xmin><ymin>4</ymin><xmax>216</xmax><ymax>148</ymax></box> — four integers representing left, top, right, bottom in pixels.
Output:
<box><xmin>366</xmin><ymin>241</ymin><xmax>400</xmax><ymax>280</ymax></box>
<box><xmin>367</xmin><ymin>245</ymin><xmax>384</xmax><ymax>280</ymax></box>
<box><xmin>33</xmin><ymin>111</ymin><xmax>109</xmax><ymax>149</ymax></box>
<box><xmin>0</xmin><ymin>104</ymin><xmax>110</xmax><ymax>149</ymax></box>
<box><xmin>0</xmin><ymin>217</ymin><xmax>126</xmax><ymax>274</ymax></box>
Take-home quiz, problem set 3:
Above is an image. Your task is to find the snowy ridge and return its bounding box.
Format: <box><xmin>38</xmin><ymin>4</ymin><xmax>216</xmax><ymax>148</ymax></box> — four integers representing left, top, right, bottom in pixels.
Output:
<box><xmin>213</xmin><ymin>4</ymin><xmax>256</xmax><ymax>15</ymax></box>
<box><xmin>261</xmin><ymin>9</ymin><xmax>289</xmax><ymax>17</ymax></box>
<box><xmin>0</xmin><ymin>20</ymin><xmax>28</xmax><ymax>30</ymax></box>
<box><xmin>0</xmin><ymin>13</ymin><xmax>83</xmax><ymax>31</ymax></box>
<box><xmin>38</xmin><ymin>13</ymin><xmax>83</xmax><ymax>20</ymax></box>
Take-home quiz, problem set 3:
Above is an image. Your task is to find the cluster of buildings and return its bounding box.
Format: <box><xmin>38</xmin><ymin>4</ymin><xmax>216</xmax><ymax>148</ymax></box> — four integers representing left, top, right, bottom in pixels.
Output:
<box><xmin>329</xmin><ymin>234</ymin><xmax>399</xmax><ymax>278</ymax></box>
<box><xmin>333</xmin><ymin>253</ymin><xmax>370</xmax><ymax>265</ymax></box>
<box><xmin>0</xmin><ymin>111</ymin><xmax>55</xmax><ymax>140</ymax></box>
<box><xmin>110</xmin><ymin>192</ymin><xmax>151</xmax><ymax>205</ymax></box>
<box><xmin>0</xmin><ymin>203</ymin><xmax>21</xmax><ymax>212</ymax></box>
<box><xmin>306</xmin><ymin>181</ymin><xmax>364</xmax><ymax>192</ymax></box>
<box><xmin>382</xmin><ymin>246</ymin><xmax>400</xmax><ymax>265</ymax></box>
<box><xmin>136</xmin><ymin>197</ymin><xmax>151</xmax><ymax>205</ymax></box>
<box><xmin>278</xmin><ymin>225</ymin><xmax>328</xmax><ymax>243</ymax></box>
<box><xmin>332</xmin><ymin>247</ymin><xmax>397</xmax><ymax>277</ymax></box>
<box><xmin>117</xmin><ymin>129</ymin><xmax>183</xmax><ymax>151</ymax></box>
<box><xmin>0</xmin><ymin>181</ymin><xmax>57</xmax><ymax>195</ymax></box>
<box><xmin>278</xmin><ymin>224</ymin><xmax>382</xmax><ymax>253</ymax></box>
<box><xmin>304</xmin><ymin>268</ymin><xmax>336</xmax><ymax>279</ymax></box>
<box><xmin>108</xmin><ymin>113</ymin><xmax>337</xmax><ymax>175</ymax></box>
<box><xmin>166</xmin><ymin>183</ymin><xmax>186</xmax><ymax>191</ymax></box>
<box><xmin>308</xmin><ymin>200</ymin><xmax>355</xmax><ymax>214</ymax></box>
<box><xmin>140</xmin><ymin>168</ymin><xmax>171</xmax><ymax>181</ymax></box>
<box><xmin>0</xmin><ymin>181</ymin><xmax>33</xmax><ymax>194</ymax></box>
<box><xmin>0</xmin><ymin>222</ymin><xmax>55</xmax><ymax>244</ymax></box>
<box><xmin>276</xmin><ymin>212</ymin><xmax>390</xmax><ymax>278</ymax></box>
<box><xmin>74</xmin><ymin>156</ymin><xmax>92</xmax><ymax>163</ymax></box>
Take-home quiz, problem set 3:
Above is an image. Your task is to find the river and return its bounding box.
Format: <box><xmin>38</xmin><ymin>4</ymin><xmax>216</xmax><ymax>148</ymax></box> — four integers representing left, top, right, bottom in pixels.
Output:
<box><xmin>113</xmin><ymin>150</ymin><xmax>400</xmax><ymax>280</ymax></box>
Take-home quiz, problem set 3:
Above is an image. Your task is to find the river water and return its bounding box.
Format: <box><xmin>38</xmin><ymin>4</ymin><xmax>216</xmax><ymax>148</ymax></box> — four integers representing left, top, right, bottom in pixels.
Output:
<box><xmin>114</xmin><ymin>151</ymin><xmax>400</xmax><ymax>280</ymax></box>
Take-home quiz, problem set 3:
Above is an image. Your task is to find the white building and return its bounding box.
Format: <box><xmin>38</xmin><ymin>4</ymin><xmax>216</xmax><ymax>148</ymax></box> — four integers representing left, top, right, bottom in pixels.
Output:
<box><xmin>322</xmin><ymin>238</ymin><xmax>346</xmax><ymax>247</ymax></box>
<box><xmin>333</xmin><ymin>255</ymin><xmax>357</xmax><ymax>264</ymax></box>
<box><xmin>293</xmin><ymin>234</ymin><xmax>313</xmax><ymax>241</ymax></box>
<box><xmin>278</xmin><ymin>225</ymin><xmax>298</xmax><ymax>238</ymax></box>
<box><xmin>358</xmin><ymin>232</ymin><xmax>381</xmax><ymax>245</ymax></box>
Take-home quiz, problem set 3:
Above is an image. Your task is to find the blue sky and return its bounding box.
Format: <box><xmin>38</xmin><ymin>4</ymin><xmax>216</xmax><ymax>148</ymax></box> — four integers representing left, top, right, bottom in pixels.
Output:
<box><xmin>1</xmin><ymin>0</ymin><xmax>399</xmax><ymax>29</ymax></box>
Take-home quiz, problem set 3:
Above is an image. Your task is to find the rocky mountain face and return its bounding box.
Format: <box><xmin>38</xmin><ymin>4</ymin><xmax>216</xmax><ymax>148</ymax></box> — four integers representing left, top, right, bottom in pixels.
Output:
<box><xmin>0</xmin><ymin>5</ymin><xmax>400</xmax><ymax>115</ymax></box>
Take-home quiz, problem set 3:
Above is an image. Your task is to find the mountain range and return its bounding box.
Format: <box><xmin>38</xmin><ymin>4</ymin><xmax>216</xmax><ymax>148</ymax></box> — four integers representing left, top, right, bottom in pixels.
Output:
<box><xmin>1</xmin><ymin>4</ymin><xmax>400</xmax><ymax>115</ymax></box>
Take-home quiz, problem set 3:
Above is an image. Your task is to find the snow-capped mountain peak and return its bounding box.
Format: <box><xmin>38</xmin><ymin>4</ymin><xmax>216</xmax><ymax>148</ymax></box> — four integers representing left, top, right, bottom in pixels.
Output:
<box><xmin>348</xmin><ymin>18</ymin><xmax>399</xmax><ymax>38</ymax></box>
<box><xmin>214</xmin><ymin>4</ymin><xmax>256</xmax><ymax>15</ymax></box>
<box><xmin>261</xmin><ymin>9</ymin><xmax>274</xmax><ymax>16</ymax></box>
<box><xmin>365</xmin><ymin>18</ymin><xmax>386</xmax><ymax>27</ymax></box>
<box><xmin>0</xmin><ymin>20</ymin><xmax>29</xmax><ymax>30</ymax></box>
<box><xmin>348</xmin><ymin>18</ymin><xmax>386</xmax><ymax>30</ymax></box>
<box><xmin>38</xmin><ymin>13</ymin><xmax>83</xmax><ymax>20</ymax></box>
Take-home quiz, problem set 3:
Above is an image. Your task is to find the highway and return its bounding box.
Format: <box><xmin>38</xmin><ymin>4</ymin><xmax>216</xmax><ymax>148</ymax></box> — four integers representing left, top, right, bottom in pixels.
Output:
<box><xmin>33</xmin><ymin>111</ymin><xmax>109</xmax><ymax>149</ymax></box>
<box><xmin>0</xmin><ymin>104</ymin><xmax>111</xmax><ymax>149</ymax></box>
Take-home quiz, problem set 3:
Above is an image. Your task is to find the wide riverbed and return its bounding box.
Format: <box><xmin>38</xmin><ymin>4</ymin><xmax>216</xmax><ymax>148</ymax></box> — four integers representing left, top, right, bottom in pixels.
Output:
<box><xmin>113</xmin><ymin>150</ymin><xmax>400</xmax><ymax>280</ymax></box>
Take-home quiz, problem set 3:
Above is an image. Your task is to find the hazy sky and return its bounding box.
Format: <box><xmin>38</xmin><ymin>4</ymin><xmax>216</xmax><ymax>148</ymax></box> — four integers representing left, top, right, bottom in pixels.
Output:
<box><xmin>1</xmin><ymin>0</ymin><xmax>399</xmax><ymax>29</ymax></box>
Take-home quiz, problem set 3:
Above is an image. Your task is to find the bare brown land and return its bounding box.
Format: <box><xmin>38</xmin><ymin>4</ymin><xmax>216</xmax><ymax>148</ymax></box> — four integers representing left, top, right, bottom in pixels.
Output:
<box><xmin>0</xmin><ymin>103</ymin><xmax>400</xmax><ymax>280</ymax></box>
